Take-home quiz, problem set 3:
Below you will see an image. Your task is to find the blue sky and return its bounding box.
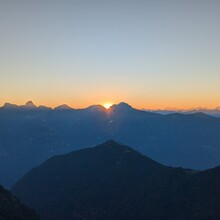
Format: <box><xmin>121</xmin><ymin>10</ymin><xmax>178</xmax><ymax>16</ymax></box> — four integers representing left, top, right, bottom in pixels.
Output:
<box><xmin>0</xmin><ymin>0</ymin><xmax>220</xmax><ymax>109</ymax></box>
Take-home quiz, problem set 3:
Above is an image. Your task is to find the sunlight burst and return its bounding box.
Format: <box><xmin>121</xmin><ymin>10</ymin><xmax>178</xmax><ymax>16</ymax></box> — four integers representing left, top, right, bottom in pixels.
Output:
<box><xmin>103</xmin><ymin>103</ymin><xmax>113</xmax><ymax>109</ymax></box>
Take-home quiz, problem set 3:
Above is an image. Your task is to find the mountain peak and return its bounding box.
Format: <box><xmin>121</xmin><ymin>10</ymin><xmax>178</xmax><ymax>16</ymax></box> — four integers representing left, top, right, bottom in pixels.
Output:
<box><xmin>89</xmin><ymin>140</ymin><xmax>149</xmax><ymax>161</ymax></box>
<box><xmin>11</xmin><ymin>140</ymin><xmax>220</xmax><ymax>220</ymax></box>
<box><xmin>117</xmin><ymin>102</ymin><xmax>132</xmax><ymax>108</ymax></box>
<box><xmin>2</xmin><ymin>101</ymin><xmax>37</xmax><ymax>109</ymax></box>
<box><xmin>111</xmin><ymin>102</ymin><xmax>133</xmax><ymax>111</ymax></box>
<box><xmin>86</xmin><ymin>105</ymin><xmax>106</xmax><ymax>112</ymax></box>
<box><xmin>54</xmin><ymin>104</ymin><xmax>72</xmax><ymax>110</ymax></box>
<box><xmin>24</xmin><ymin>101</ymin><xmax>36</xmax><ymax>108</ymax></box>
<box><xmin>103</xmin><ymin>139</ymin><xmax>120</xmax><ymax>145</ymax></box>
<box><xmin>97</xmin><ymin>139</ymin><xmax>130</xmax><ymax>150</ymax></box>
<box><xmin>2</xmin><ymin>102</ymin><xmax>18</xmax><ymax>109</ymax></box>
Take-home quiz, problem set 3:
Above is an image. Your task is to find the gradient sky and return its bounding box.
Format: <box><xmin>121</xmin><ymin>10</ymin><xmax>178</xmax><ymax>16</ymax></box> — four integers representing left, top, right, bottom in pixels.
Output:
<box><xmin>1</xmin><ymin>0</ymin><xmax>220</xmax><ymax>109</ymax></box>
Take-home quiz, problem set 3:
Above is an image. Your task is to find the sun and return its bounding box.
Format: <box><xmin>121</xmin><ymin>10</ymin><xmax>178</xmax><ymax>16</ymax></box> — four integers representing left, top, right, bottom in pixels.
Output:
<box><xmin>103</xmin><ymin>103</ymin><xmax>113</xmax><ymax>109</ymax></box>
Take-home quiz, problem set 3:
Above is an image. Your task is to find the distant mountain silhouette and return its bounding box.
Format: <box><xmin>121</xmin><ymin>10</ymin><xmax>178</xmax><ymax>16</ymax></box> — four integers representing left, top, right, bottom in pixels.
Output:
<box><xmin>84</xmin><ymin>104</ymin><xmax>106</xmax><ymax>112</ymax></box>
<box><xmin>1</xmin><ymin>101</ymin><xmax>220</xmax><ymax>188</ymax></box>
<box><xmin>2</xmin><ymin>102</ymin><xmax>18</xmax><ymax>109</ymax></box>
<box><xmin>12</xmin><ymin>140</ymin><xmax>220</xmax><ymax>220</ymax></box>
<box><xmin>54</xmin><ymin>104</ymin><xmax>73</xmax><ymax>110</ymax></box>
<box><xmin>147</xmin><ymin>107</ymin><xmax>220</xmax><ymax>118</ymax></box>
<box><xmin>111</xmin><ymin>102</ymin><xmax>133</xmax><ymax>112</ymax></box>
<box><xmin>21</xmin><ymin>101</ymin><xmax>37</xmax><ymax>109</ymax></box>
<box><xmin>0</xmin><ymin>185</ymin><xmax>39</xmax><ymax>219</ymax></box>
<box><xmin>38</xmin><ymin>105</ymin><xmax>52</xmax><ymax>110</ymax></box>
<box><xmin>2</xmin><ymin>101</ymin><xmax>52</xmax><ymax>111</ymax></box>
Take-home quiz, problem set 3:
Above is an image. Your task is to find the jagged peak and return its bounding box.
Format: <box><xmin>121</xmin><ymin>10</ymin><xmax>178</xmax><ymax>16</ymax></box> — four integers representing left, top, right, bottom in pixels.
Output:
<box><xmin>23</xmin><ymin>101</ymin><xmax>37</xmax><ymax>108</ymax></box>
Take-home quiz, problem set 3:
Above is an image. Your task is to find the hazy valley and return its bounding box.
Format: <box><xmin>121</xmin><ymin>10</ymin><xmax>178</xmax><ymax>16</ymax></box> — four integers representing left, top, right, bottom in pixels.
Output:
<box><xmin>1</xmin><ymin>101</ymin><xmax>220</xmax><ymax>188</ymax></box>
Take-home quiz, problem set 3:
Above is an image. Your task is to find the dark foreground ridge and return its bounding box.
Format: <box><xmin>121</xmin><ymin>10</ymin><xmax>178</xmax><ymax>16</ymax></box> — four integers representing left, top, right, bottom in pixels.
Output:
<box><xmin>12</xmin><ymin>140</ymin><xmax>220</xmax><ymax>220</ymax></box>
<box><xmin>0</xmin><ymin>185</ymin><xmax>39</xmax><ymax>220</ymax></box>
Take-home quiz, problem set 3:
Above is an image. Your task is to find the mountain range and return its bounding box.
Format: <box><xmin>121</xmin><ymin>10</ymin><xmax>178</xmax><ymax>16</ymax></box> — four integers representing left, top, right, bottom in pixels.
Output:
<box><xmin>145</xmin><ymin>107</ymin><xmax>220</xmax><ymax>118</ymax></box>
<box><xmin>12</xmin><ymin>140</ymin><xmax>220</xmax><ymax>220</ymax></box>
<box><xmin>1</xmin><ymin>101</ymin><xmax>220</xmax><ymax>188</ymax></box>
<box><xmin>2</xmin><ymin>101</ymin><xmax>220</xmax><ymax>117</ymax></box>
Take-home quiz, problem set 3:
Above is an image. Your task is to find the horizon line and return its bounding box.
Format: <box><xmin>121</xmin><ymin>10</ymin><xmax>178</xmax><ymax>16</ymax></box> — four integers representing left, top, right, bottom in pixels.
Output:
<box><xmin>1</xmin><ymin>100</ymin><xmax>220</xmax><ymax>112</ymax></box>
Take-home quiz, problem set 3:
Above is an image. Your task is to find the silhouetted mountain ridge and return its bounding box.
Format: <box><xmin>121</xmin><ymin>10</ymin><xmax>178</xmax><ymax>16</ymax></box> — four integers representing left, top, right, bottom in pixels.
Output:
<box><xmin>1</xmin><ymin>101</ymin><xmax>220</xmax><ymax>188</ymax></box>
<box><xmin>22</xmin><ymin>101</ymin><xmax>37</xmax><ymax>108</ymax></box>
<box><xmin>0</xmin><ymin>185</ymin><xmax>39</xmax><ymax>220</ymax></box>
<box><xmin>54</xmin><ymin>104</ymin><xmax>73</xmax><ymax>110</ymax></box>
<box><xmin>111</xmin><ymin>102</ymin><xmax>133</xmax><ymax>111</ymax></box>
<box><xmin>12</xmin><ymin>141</ymin><xmax>220</xmax><ymax>220</ymax></box>
<box><xmin>2</xmin><ymin>103</ymin><xmax>18</xmax><ymax>109</ymax></box>
<box><xmin>146</xmin><ymin>107</ymin><xmax>220</xmax><ymax>118</ymax></box>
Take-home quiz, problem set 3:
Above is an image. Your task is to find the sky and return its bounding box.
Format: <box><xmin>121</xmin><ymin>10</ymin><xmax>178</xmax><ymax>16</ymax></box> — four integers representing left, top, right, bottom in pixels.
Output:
<box><xmin>0</xmin><ymin>0</ymin><xmax>220</xmax><ymax>109</ymax></box>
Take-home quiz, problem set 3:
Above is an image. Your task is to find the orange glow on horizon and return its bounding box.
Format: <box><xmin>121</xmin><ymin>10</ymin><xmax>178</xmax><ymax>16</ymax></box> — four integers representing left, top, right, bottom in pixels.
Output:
<box><xmin>103</xmin><ymin>103</ymin><xmax>113</xmax><ymax>109</ymax></box>
<box><xmin>0</xmin><ymin>96</ymin><xmax>219</xmax><ymax>111</ymax></box>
